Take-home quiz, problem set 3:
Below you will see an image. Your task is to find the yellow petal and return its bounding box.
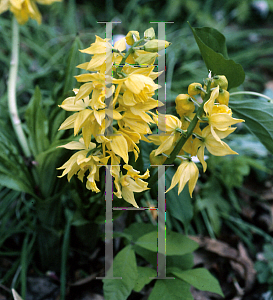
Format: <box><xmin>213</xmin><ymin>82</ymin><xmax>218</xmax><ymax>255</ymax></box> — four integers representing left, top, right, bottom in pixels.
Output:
<box><xmin>75</xmin><ymin>83</ymin><xmax>93</xmax><ymax>102</ymax></box>
<box><xmin>58</xmin><ymin>113</ymin><xmax>77</xmax><ymax>131</ymax></box>
<box><xmin>74</xmin><ymin>110</ymin><xmax>92</xmax><ymax>135</ymax></box>
<box><xmin>114</xmin><ymin>37</ymin><xmax>126</xmax><ymax>52</ymax></box>
<box><xmin>154</xmin><ymin>135</ymin><xmax>175</xmax><ymax>156</ymax></box>
<box><xmin>58</xmin><ymin>141</ymin><xmax>86</xmax><ymax>150</ymax></box>
<box><xmin>197</xmin><ymin>145</ymin><xmax>207</xmax><ymax>172</ymax></box>
<box><xmin>59</xmin><ymin>97</ymin><xmax>88</xmax><ymax>111</ymax></box>
<box><xmin>210</xmin><ymin>114</ymin><xmax>244</xmax><ymax>130</ymax></box>
<box><xmin>110</xmin><ymin>134</ymin><xmax>129</xmax><ymax>163</ymax></box>
<box><xmin>187</xmin><ymin>162</ymin><xmax>199</xmax><ymax>197</ymax></box>
<box><xmin>204</xmin><ymin>86</ymin><xmax>219</xmax><ymax>115</ymax></box>
<box><xmin>121</xmin><ymin>186</ymin><xmax>139</xmax><ymax>208</ymax></box>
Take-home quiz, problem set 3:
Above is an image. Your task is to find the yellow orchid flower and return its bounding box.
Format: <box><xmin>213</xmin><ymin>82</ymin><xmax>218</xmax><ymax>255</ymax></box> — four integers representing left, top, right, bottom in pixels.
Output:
<box><xmin>194</xmin><ymin>125</ymin><xmax>238</xmax><ymax>172</ymax></box>
<box><xmin>118</xmin><ymin>112</ymin><xmax>153</xmax><ymax>135</ymax></box>
<box><xmin>113</xmin><ymin>165</ymin><xmax>150</xmax><ymax>208</ymax></box>
<box><xmin>204</xmin><ymin>86</ymin><xmax>244</xmax><ymax>142</ymax></box>
<box><xmin>0</xmin><ymin>0</ymin><xmax>61</xmax><ymax>24</ymax></box>
<box><xmin>153</xmin><ymin>114</ymin><xmax>184</xmax><ymax>156</ymax></box>
<box><xmin>79</xmin><ymin>35</ymin><xmax>126</xmax><ymax>74</ymax></box>
<box><xmin>57</xmin><ymin>138</ymin><xmax>103</xmax><ymax>193</ymax></box>
<box><xmin>166</xmin><ymin>159</ymin><xmax>199</xmax><ymax>197</ymax></box>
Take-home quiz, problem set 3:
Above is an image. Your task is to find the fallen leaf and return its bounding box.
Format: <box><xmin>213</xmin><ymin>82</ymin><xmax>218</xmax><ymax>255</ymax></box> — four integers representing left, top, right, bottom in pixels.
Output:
<box><xmin>189</xmin><ymin>237</ymin><xmax>256</xmax><ymax>292</ymax></box>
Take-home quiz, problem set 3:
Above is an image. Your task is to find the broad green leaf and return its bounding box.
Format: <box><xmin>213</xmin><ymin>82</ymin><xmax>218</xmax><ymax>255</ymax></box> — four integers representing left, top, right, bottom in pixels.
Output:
<box><xmin>133</xmin><ymin>266</ymin><xmax>157</xmax><ymax>292</ymax></box>
<box><xmin>123</xmin><ymin>222</ymin><xmax>157</xmax><ymax>242</ymax></box>
<box><xmin>166</xmin><ymin>167</ymin><xmax>193</xmax><ymax>232</ymax></box>
<box><xmin>229</xmin><ymin>98</ymin><xmax>273</xmax><ymax>155</ymax></box>
<box><xmin>166</xmin><ymin>253</ymin><xmax>194</xmax><ymax>271</ymax></box>
<box><xmin>25</xmin><ymin>86</ymin><xmax>50</xmax><ymax>157</ymax></box>
<box><xmin>189</xmin><ymin>24</ymin><xmax>245</xmax><ymax>89</ymax></box>
<box><xmin>148</xmin><ymin>279</ymin><xmax>193</xmax><ymax>300</ymax></box>
<box><xmin>123</xmin><ymin>223</ymin><xmax>158</xmax><ymax>267</ymax></box>
<box><xmin>135</xmin><ymin>230</ymin><xmax>199</xmax><ymax>255</ymax></box>
<box><xmin>103</xmin><ymin>245</ymin><xmax>138</xmax><ymax>300</ymax></box>
<box><xmin>171</xmin><ymin>268</ymin><xmax>224</xmax><ymax>297</ymax></box>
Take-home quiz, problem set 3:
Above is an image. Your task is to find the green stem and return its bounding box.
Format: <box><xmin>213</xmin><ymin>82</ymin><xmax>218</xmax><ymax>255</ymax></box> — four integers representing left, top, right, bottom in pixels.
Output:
<box><xmin>147</xmin><ymin>81</ymin><xmax>212</xmax><ymax>188</ymax></box>
<box><xmin>8</xmin><ymin>17</ymin><xmax>31</xmax><ymax>158</ymax></box>
<box><xmin>115</xmin><ymin>38</ymin><xmax>145</xmax><ymax>75</ymax></box>
<box><xmin>60</xmin><ymin>209</ymin><xmax>73</xmax><ymax>300</ymax></box>
<box><xmin>230</xmin><ymin>91</ymin><xmax>273</xmax><ymax>102</ymax></box>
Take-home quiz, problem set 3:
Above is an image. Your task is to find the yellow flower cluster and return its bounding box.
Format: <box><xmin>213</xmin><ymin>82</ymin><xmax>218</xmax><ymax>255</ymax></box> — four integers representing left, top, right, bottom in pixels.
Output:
<box><xmin>0</xmin><ymin>0</ymin><xmax>61</xmax><ymax>24</ymax></box>
<box><xmin>58</xmin><ymin>28</ymin><xmax>170</xmax><ymax>207</ymax></box>
<box><xmin>151</xmin><ymin>75</ymin><xmax>244</xmax><ymax>197</ymax></box>
<box><xmin>58</xmin><ymin>27</ymin><xmax>244</xmax><ymax>205</ymax></box>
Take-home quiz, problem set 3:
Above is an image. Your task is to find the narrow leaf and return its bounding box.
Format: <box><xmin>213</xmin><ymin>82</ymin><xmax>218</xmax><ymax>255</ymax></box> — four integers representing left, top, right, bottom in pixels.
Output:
<box><xmin>25</xmin><ymin>86</ymin><xmax>50</xmax><ymax>156</ymax></box>
<box><xmin>12</xmin><ymin>289</ymin><xmax>23</xmax><ymax>300</ymax></box>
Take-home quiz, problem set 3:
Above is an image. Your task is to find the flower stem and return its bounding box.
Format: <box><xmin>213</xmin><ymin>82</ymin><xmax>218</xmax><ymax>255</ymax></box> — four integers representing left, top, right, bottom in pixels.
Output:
<box><xmin>8</xmin><ymin>17</ymin><xmax>31</xmax><ymax>158</ymax></box>
<box><xmin>230</xmin><ymin>91</ymin><xmax>273</xmax><ymax>102</ymax></box>
<box><xmin>114</xmin><ymin>38</ymin><xmax>145</xmax><ymax>75</ymax></box>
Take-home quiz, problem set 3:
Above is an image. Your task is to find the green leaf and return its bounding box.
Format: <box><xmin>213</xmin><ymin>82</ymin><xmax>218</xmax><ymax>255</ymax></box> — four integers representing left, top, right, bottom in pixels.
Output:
<box><xmin>0</xmin><ymin>127</ymin><xmax>33</xmax><ymax>194</ymax></box>
<box><xmin>63</xmin><ymin>36</ymin><xmax>84</xmax><ymax>94</ymax></box>
<box><xmin>171</xmin><ymin>268</ymin><xmax>224</xmax><ymax>297</ymax></box>
<box><xmin>135</xmin><ymin>230</ymin><xmax>199</xmax><ymax>256</ymax></box>
<box><xmin>189</xmin><ymin>24</ymin><xmax>245</xmax><ymax>89</ymax></box>
<box><xmin>0</xmin><ymin>174</ymin><xmax>33</xmax><ymax>195</ymax></box>
<box><xmin>165</xmin><ymin>167</ymin><xmax>193</xmax><ymax>232</ymax></box>
<box><xmin>133</xmin><ymin>266</ymin><xmax>157</xmax><ymax>292</ymax></box>
<box><xmin>124</xmin><ymin>222</ymin><xmax>157</xmax><ymax>242</ymax></box>
<box><xmin>103</xmin><ymin>245</ymin><xmax>138</xmax><ymax>300</ymax></box>
<box><xmin>148</xmin><ymin>279</ymin><xmax>193</xmax><ymax>300</ymax></box>
<box><xmin>166</xmin><ymin>254</ymin><xmax>194</xmax><ymax>271</ymax></box>
<box><xmin>229</xmin><ymin>98</ymin><xmax>273</xmax><ymax>155</ymax></box>
<box><xmin>25</xmin><ymin>86</ymin><xmax>50</xmax><ymax>157</ymax></box>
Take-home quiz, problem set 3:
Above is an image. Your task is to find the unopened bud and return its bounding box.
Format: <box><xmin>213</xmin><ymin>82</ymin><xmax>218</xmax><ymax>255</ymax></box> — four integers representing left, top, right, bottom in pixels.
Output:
<box><xmin>188</xmin><ymin>83</ymin><xmax>202</xmax><ymax>96</ymax></box>
<box><xmin>144</xmin><ymin>27</ymin><xmax>155</xmax><ymax>40</ymax></box>
<box><xmin>175</xmin><ymin>94</ymin><xmax>195</xmax><ymax>117</ymax></box>
<box><xmin>143</xmin><ymin>40</ymin><xmax>171</xmax><ymax>52</ymax></box>
<box><xmin>135</xmin><ymin>51</ymin><xmax>158</xmax><ymax>65</ymax></box>
<box><xmin>212</xmin><ymin>75</ymin><xmax>228</xmax><ymax>90</ymax></box>
<box><xmin>216</xmin><ymin>88</ymin><xmax>229</xmax><ymax>105</ymax></box>
<box><xmin>125</xmin><ymin>31</ymin><xmax>140</xmax><ymax>46</ymax></box>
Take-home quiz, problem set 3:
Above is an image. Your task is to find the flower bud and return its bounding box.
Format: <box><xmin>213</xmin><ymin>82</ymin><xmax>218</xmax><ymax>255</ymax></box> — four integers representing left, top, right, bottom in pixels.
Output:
<box><xmin>135</xmin><ymin>51</ymin><xmax>158</xmax><ymax>65</ymax></box>
<box><xmin>175</xmin><ymin>94</ymin><xmax>195</xmax><ymax>117</ymax></box>
<box><xmin>211</xmin><ymin>75</ymin><xmax>228</xmax><ymax>90</ymax></box>
<box><xmin>125</xmin><ymin>31</ymin><xmax>140</xmax><ymax>46</ymax></box>
<box><xmin>188</xmin><ymin>82</ymin><xmax>202</xmax><ymax>96</ymax></box>
<box><xmin>143</xmin><ymin>40</ymin><xmax>171</xmax><ymax>52</ymax></box>
<box><xmin>216</xmin><ymin>88</ymin><xmax>230</xmax><ymax>106</ymax></box>
<box><xmin>144</xmin><ymin>27</ymin><xmax>155</xmax><ymax>40</ymax></box>
<box><xmin>149</xmin><ymin>150</ymin><xmax>167</xmax><ymax>167</ymax></box>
